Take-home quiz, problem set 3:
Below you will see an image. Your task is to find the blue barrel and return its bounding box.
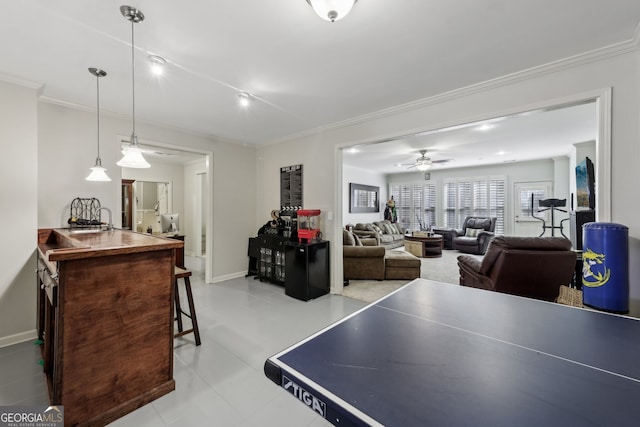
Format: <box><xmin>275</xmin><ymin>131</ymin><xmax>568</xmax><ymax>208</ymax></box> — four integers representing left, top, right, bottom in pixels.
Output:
<box><xmin>582</xmin><ymin>222</ymin><xmax>629</xmax><ymax>313</ymax></box>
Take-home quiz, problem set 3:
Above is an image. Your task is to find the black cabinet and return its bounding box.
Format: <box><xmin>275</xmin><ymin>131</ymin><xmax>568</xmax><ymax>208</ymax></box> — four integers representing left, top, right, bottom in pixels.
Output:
<box><xmin>570</xmin><ymin>210</ymin><xmax>595</xmax><ymax>250</ymax></box>
<box><xmin>255</xmin><ymin>235</ymin><xmax>288</xmax><ymax>284</ymax></box>
<box><xmin>247</xmin><ymin>237</ymin><xmax>259</xmax><ymax>276</ymax></box>
<box><xmin>285</xmin><ymin>240</ymin><xmax>330</xmax><ymax>301</ymax></box>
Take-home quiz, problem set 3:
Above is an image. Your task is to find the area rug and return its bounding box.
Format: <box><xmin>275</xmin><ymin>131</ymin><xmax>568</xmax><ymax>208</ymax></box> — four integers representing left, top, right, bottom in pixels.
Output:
<box><xmin>342</xmin><ymin>248</ymin><xmax>480</xmax><ymax>303</ymax></box>
<box><xmin>341</xmin><ymin>280</ymin><xmax>408</xmax><ymax>303</ymax></box>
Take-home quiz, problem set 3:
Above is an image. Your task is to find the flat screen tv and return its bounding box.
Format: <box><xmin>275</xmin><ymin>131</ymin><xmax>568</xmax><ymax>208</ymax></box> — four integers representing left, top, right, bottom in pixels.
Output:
<box><xmin>575</xmin><ymin>157</ymin><xmax>595</xmax><ymax>210</ymax></box>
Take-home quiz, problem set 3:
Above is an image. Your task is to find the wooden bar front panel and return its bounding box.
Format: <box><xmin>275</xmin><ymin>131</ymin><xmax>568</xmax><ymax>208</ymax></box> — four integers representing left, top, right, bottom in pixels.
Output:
<box><xmin>36</xmin><ymin>229</ymin><xmax>180</xmax><ymax>426</ymax></box>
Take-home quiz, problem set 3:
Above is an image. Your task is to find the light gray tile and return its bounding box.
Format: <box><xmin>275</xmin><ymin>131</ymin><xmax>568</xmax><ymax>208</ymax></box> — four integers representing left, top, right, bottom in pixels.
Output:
<box><xmin>0</xmin><ymin>255</ymin><xmax>366</xmax><ymax>426</ymax></box>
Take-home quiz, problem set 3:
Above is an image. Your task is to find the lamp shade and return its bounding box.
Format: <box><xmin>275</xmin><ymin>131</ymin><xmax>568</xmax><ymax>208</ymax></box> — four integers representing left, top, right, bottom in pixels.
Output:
<box><xmin>86</xmin><ymin>164</ymin><xmax>112</xmax><ymax>181</ymax></box>
<box><xmin>117</xmin><ymin>140</ymin><xmax>151</xmax><ymax>168</ymax></box>
<box><xmin>306</xmin><ymin>0</ymin><xmax>357</xmax><ymax>22</ymax></box>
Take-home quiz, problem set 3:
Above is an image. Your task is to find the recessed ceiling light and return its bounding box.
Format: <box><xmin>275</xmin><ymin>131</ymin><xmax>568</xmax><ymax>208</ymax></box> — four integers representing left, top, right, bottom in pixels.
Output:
<box><xmin>475</xmin><ymin>124</ymin><xmax>495</xmax><ymax>132</ymax></box>
<box><xmin>346</xmin><ymin>147</ymin><xmax>359</xmax><ymax>153</ymax></box>
<box><xmin>496</xmin><ymin>150</ymin><xmax>506</xmax><ymax>155</ymax></box>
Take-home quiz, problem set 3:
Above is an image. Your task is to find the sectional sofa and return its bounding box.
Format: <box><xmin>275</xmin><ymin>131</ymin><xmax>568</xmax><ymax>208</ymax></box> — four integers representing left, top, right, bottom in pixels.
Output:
<box><xmin>351</xmin><ymin>220</ymin><xmax>406</xmax><ymax>250</ymax></box>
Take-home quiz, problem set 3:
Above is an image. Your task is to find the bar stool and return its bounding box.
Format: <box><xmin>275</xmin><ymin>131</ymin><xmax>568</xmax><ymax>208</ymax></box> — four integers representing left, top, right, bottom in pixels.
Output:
<box><xmin>174</xmin><ymin>267</ymin><xmax>201</xmax><ymax>346</ymax></box>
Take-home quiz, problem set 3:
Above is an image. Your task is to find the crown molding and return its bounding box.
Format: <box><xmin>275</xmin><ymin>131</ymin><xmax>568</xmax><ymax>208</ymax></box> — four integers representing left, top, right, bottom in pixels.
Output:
<box><xmin>269</xmin><ymin>31</ymin><xmax>640</xmax><ymax>146</ymax></box>
<box><xmin>0</xmin><ymin>72</ymin><xmax>43</xmax><ymax>91</ymax></box>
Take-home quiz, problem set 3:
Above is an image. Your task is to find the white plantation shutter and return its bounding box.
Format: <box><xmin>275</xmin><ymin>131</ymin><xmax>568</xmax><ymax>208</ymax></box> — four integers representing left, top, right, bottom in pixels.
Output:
<box><xmin>489</xmin><ymin>178</ymin><xmax>505</xmax><ymax>234</ymax></box>
<box><xmin>443</xmin><ymin>181</ymin><xmax>457</xmax><ymax>228</ymax></box>
<box><xmin>441</xmin><ymin>177</ymin><xmax>505</xmax><ymax>231</ymax></box>
<box><xmin>422</xmin><ymin>184</ymin><xmax>436</xmax><ymax>228</ymax></box>
<box><xmin>391</xmin><ymin>183</ymin><xmax>437</xmax><ymax>231</ymax></box>
<box><xmin>392</xmin><ymin>177</ymin><xmax>504</xmax><ymax>232</ymax></box>
<box><xmin>457</xmin><ymin>181</ymin><xmax>472</xmax><ymax>226</ymax></box>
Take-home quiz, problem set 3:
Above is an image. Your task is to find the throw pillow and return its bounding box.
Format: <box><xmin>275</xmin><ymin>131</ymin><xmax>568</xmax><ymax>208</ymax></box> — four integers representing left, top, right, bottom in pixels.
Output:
<box><xmin>465</xmin><ymin>228</ymin><xmax>484</xmax><ymax>238</ymax></box>
<box><xmin>353</xmin><ymin>233</ymin><xmax>363</xmax><ymax>246</ymax></box>
<box><xmin>343</xmin><ymin>229</ymin><xmax>356</xmax><ymax>246</ymax></box>
<box><xmin>382</xmin><ymin>223</ymin><xmax>394</xmax><ymax>234</ymax></box>
<box><xmin>372</xmin><ymin>224</ymin><xmax>383</xmax><ymax>234</ymax></box>
<box><xmin>391</xmin><ymin>223</ymin><xmax>401</xmax><ymax>234</ymax></box>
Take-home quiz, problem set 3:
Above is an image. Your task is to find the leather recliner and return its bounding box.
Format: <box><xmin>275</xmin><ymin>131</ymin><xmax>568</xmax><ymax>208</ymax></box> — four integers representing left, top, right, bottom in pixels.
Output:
<box><xmin>451</xmin><ymin>216</ymin><xmax>497</xmax><ymax>254</ymax></box>
<box><xmin>457</xmin><ymin>236</ymin><xmax>577</xmax><ymax>302</ymax></box>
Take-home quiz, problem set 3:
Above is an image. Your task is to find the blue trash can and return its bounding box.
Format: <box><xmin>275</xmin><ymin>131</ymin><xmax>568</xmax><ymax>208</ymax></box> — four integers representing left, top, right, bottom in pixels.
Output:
<box><xmin>582</xmin><ymin>222</ymin><xmax>629</xmax><ymax>313</ymax></box>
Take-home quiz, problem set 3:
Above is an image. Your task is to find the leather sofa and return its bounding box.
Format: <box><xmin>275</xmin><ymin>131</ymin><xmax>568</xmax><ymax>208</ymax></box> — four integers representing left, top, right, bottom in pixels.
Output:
<box><xmin>457</xmin><ymin>236</ymin><xmax>577</xmax><ymax>302</ymax></box>
<box><xmin>352</xmin><ymin>220</ymin><xmax>405</xmax><ymax>249</ymax></box>
<box><xmin>442</xmin><ymin>216</ymin><xmax>497</xmax><ymax>254</ymax></box>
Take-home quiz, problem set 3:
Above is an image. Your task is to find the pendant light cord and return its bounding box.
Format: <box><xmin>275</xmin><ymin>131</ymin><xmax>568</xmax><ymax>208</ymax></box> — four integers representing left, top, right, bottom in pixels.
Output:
<box><xmin>131</xmin><ymin>20</ymin><xmax>136</xmax><ymax>141</ymax></box>
<box><xmin>96</xmin><ymin>73</ymin><xmax>101</xmax><ymax>160</ymax></box>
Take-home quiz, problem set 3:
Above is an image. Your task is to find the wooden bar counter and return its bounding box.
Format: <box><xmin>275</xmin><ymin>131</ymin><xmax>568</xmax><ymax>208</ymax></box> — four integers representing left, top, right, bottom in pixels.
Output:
<box><xmin>36</xmin><ymin>228</ymin><xmax>183</xmax><ymax>426</ymax></box>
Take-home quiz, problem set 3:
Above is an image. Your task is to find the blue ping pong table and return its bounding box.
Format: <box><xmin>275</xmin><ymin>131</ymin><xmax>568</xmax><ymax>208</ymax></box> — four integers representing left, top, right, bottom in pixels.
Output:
<box><xmin>264</xmin><ymin>279</ymin><xmax>640</xmax><ymax>426</ymax></box>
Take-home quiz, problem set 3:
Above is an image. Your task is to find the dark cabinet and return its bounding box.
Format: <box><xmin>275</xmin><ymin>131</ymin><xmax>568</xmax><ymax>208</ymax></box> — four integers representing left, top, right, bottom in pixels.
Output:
<box><xmin>255</xmin><ymin>235</ymin><xmax>288</xmax><ymax>284</ymax></box>
<box><xmin>247</xmin><ymin>237</ymin><xmax>259</xmax><ymax>276</ymax></box>
<box><xmin>285</xmin><ymin>240</ymin><xmax>330</xmax><ymax>301</ymax></box>
<box><xmin>570</xmin><ymin>210</ymin><xmax>595</xmax><ymax>250</ymax></box>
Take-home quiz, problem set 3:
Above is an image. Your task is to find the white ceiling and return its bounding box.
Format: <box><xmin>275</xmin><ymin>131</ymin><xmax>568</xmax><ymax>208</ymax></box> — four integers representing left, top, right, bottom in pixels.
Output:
<box><xmin>1</xmin><ymin>1</ymin><xmax>639</xmax><ymax>149</ymax></box>
<box><xmin>343</xmin><ymin>101</ymin><xmax>598</xmax><ymax>174</ymax></box>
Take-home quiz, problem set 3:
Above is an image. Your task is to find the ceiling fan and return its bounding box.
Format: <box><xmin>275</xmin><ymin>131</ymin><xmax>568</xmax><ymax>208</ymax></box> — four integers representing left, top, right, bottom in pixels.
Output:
<box><xmin>402</xmin><ymin>150</ymin><xmax>451</xmax><ymax>171</ymax></box>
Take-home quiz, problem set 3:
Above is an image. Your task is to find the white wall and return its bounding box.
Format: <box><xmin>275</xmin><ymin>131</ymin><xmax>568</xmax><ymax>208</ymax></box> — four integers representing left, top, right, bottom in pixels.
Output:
<box><xmin>343</xmin><ymin>165</ymin><xmax>387</xmax><ymax>226</ymax></box>
<box><xmin>0</xmin><ymin>81</ymin><xmax>38</xmax><ymax>347</ymax></box>
<box><xmin>184</xmin><ymin>158</ymin><xmax>208</xmax><ymax>256</ymax></box>
<box><xmin>257</xmin><ymin>47</ymin><xmax>640</xmax><ymax>313</ymax></box>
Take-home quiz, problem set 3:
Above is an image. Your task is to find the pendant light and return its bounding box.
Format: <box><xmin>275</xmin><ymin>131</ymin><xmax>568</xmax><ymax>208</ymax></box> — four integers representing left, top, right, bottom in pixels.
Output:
<box><xmin>306</xmin><ymin>0</ymin><xmax>357</xmax><ymax>22</ymax></box>
<box><xmin>86</xmin><ymin>68</ymin><xmax>111</xmax><ymax>182</ymax></box>
<box><xmin>117</xmin><ymin>5</ymin><xmax>150</xmax><ymax>169</ymax></box>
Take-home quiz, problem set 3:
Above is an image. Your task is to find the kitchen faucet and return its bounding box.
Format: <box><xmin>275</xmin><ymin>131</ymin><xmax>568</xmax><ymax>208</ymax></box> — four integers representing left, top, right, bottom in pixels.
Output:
<box><xmin>96</xmin><ymin>207</ymin><xmax>113</xmax><ymax>231</ymax></box>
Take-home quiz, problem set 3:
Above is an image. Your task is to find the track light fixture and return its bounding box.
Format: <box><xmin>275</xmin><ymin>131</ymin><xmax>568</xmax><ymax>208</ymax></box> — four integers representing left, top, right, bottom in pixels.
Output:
<box><xmin>238</xmin><ymin>92</ymin><xmax>252</xmax><ymax>108</ymax></box>
<box><xmin>149</xmin><ymin>54</ymin><xmax>166</xmax><ymax>76</ymax></box>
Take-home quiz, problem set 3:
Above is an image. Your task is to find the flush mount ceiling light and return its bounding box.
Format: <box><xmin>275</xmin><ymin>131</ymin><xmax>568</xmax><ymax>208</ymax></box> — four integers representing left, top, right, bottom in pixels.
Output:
<box><xmin>86</xmin><ymin>68</ymin><xmax>111</xmax><ymax>182</ymax></box>
<box><xmin>149</xmin><ymin>54</ymin><xmax>166</xmax><ymax>76</ymax></box>
<box><xmin>117</xmin><ymin>5</ymin><xmax>150</xmax><ymax>169</ymax></box>
<box><xmin>306</xmin><ymin>0</ymin><xmax>357</xmax><ymax>22</ymax></box>
<box><xmin>238</xmin><ymin>92</ymin><xmax>252</xmax><ymax>108</ymax></box>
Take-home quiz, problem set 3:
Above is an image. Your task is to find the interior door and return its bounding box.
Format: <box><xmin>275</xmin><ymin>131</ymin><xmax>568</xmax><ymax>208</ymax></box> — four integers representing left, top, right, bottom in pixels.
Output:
<box><xmin>512</xmin><ymin>181</ymin><xmax>552</xmax><ymax>236</ymax></box>
<box><xmin>121</xmin><ymin>179</ymin><xmax>135</xmax><ymax>230</ymax></box>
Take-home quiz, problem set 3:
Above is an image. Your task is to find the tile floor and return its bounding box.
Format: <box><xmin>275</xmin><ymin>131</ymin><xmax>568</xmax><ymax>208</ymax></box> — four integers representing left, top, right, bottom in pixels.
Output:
<box><xmin>0</xmin><ymin>257</ymin><xmax>367</xmax><ymax>426</ymax></box>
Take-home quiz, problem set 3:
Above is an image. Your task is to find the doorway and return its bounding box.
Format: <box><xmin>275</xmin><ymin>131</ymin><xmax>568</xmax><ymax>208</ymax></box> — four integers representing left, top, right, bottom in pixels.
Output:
<box><xmin>512</xmin><ymin>181</ymin><xmax>554</xmax><ymax>237</ymax></box>
<box><xmin>119</xmin><ymin>137</ymin><xmax>214</xmax><ymax>283</ymax></box>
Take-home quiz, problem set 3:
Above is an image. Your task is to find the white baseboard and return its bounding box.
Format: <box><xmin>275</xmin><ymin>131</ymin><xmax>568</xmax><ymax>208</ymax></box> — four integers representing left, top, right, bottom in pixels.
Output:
<box><xmin>0</xmin><ymin>329</ymin><xmax>38</xmax><ymax>349</ymax></box>
<box><xmin>211</xmin><ymin>271</ymin><xmax>248</xmax><ymax>283</ymax></box>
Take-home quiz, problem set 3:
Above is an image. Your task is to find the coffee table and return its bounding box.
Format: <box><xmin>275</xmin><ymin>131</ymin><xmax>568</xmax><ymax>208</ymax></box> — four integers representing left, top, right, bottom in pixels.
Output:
<box><xmin>404</xmin><ymin>234</ymin><xmax>443</xmax><ymax>258</ymax></box>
